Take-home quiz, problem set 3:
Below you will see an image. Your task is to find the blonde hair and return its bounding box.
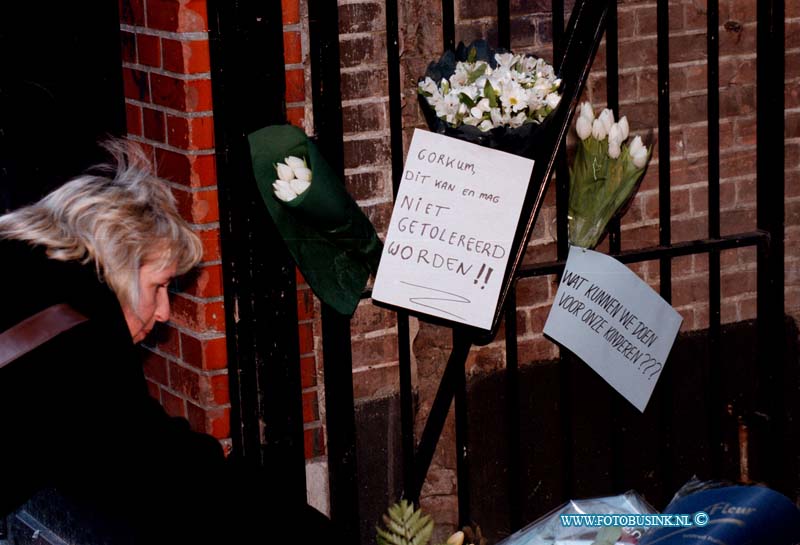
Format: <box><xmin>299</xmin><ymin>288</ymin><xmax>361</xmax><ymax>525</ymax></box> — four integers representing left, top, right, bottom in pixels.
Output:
<box><xmin>0</xmin><ymin>139</ymin><xmax>203</xmax><ymax>308</ymax></box>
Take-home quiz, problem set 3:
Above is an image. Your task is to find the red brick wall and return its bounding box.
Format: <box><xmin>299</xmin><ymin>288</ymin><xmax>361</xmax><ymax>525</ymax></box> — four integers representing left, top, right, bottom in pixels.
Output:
<box><xmin>118</xmin><ymin>0</ymin><xmax>233</xmax><ymax>451</ymax></box>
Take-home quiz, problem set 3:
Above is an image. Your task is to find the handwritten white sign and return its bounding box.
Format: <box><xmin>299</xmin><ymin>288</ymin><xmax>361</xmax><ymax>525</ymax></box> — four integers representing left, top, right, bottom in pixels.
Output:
<box><xmin>372</xmin><ymin>129</ymin><xmax>534</xmax><ymax>329</ymax></box>
<box><xmin>543</xmin><ymin>246</ymin><xmax>683</xmax><ymax>412</ymax></box>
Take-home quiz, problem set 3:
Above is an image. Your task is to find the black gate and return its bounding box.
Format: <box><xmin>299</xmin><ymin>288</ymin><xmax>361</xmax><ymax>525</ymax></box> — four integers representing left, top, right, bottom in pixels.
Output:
<box><xmin>208</xmin><ymin>1</ymin><xmax>790</xmax><ymax>544</ymax></box>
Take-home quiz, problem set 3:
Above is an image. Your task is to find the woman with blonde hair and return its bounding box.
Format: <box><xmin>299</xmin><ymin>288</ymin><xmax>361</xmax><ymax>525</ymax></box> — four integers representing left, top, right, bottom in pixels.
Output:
<box><xmin>0</xmin><ymin>140</ymin><xmax>328</xmax><ymax>543</ymax></box>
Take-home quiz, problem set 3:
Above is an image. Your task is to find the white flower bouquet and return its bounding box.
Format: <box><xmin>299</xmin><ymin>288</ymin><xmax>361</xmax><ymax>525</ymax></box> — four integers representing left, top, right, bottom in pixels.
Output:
<box><xmin>568</xmin><ymin>102</ymin><xmax>652</xmax><ymax>249</ymax></box>
<box><xmin>418</xmin><ymin>40</ymin><xmax>562</xmax><ymax>158</ymax></box>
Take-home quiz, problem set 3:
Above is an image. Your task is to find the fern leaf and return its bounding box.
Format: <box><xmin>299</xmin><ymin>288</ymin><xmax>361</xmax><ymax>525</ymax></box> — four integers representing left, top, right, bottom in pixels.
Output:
<box><xmin>376</xmin><ymin>501</ymin><xmax>434</xmax><ymax>545</ymax></box>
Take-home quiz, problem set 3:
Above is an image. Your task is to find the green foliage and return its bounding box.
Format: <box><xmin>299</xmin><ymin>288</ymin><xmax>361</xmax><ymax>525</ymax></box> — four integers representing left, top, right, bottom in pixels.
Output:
<box><xmin>376</xmin><ymin>500</ymin><xmax>435</xmax><ymax>545</ymax></box>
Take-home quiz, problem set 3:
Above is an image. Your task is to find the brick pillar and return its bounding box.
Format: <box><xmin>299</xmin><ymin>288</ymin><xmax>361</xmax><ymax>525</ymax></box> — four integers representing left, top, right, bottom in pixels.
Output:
<box><xmin>119</xmin><ymin>0</ymin><xmax>231</xmax><ymax>451</ymax></box>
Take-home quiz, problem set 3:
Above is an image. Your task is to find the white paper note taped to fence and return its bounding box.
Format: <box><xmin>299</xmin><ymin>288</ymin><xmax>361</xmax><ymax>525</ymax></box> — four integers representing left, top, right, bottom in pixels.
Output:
<box><xmin>543</xmin><ymin>246</ymin><xmax>683</xmax><ymax>412</ymax></box>
<box><xmin>372</xmin><ymin>129</ymin><xmax>534</xmax><ymax>330</ymax></box>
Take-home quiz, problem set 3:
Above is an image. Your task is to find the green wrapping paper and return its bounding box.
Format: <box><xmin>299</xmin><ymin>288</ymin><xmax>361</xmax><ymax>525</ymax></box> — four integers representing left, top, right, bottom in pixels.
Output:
<box><xmin>248</xmin><ymin>124</ymin><xmax>383</xmax><ymax>316</ymax></box>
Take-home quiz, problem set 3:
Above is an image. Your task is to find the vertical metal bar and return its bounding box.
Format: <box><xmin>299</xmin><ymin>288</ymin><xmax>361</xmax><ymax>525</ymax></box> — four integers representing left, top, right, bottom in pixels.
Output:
<box><xmin>442</xmin><ymin>0</ymin><xmax>455</xmax><ymax>51</ymax></box>
<box><xmin>386</xmin><ymin>0</ymin><xmax>404</xmax><ymax>197</ymax></box>
<box><xmin>498</xmin><ymin>0</ymin><xmax>511</xmax><ymax>50</ymax></box>
<box><xmin>706</xmin><ymin>0</ymin><xmax>723</xmax><ymax>479</ymax></box>
<box><xmin>397</xmin><ymin>313</ymin><xmax>416</xmax><ymax>499</ymax></box>
<box><xmin>603</xmin><ymin>0</ymin><xmax>625</xmax><ymax>495</ymax></box>
<box><xmin>207</xmin><ymin>0</ymin><xmax>307</xmax><ymax>503</ymax></box>
<box><xmin>656</xmin><ymin>0</ymin><xmax>674</xmax><ymax>492</ymax></box>
<box><xmin>504</xmin><ymin>286</ymin><xmax>522</xmax><ymax>531</ymax></box>
<box><xmin>384</xmin><ymin>0</ymin><xmax>417</xmax><ymax>501</ymax></box>
<box><xmin>755</xmin><ymin>0</ymin><xmax>785</xmax><ymax>487</ymax></box>
<box><xmin>320</xmin><ymin>306</ymin><xmax>360</xmax><ymax>544</ymax></box>
<box><xmin>552</xmin><ymin>0</ymin><xmax>574</xmax><ymax>501</ymax></box>
<box><xmin>454</xmin><ymin>327</ymin><xmax>471</xmax><ymax>527</ymax></box>
<box><xmin>308</xmin><ymin>3</ymin><xmax>360</xmax><ymax>541</ymax></box>
<box><xmin>606</xmin><ymin>0</ymin><xmax>621</xmax><ymax>255</ymax></box>
<box><xmin>656</xmin><ymin>0</ymin><xmax>672</xmax><ymax>301</ymax></box>
<box><xmin>553</xmin><ymin>0</ymin><xmax>569</xmax><ymax>260</ymax></box>
<box><xmin>412</xmin><ymin>335</ymin><xmax>472</xmax><ymax>501</ymax></box>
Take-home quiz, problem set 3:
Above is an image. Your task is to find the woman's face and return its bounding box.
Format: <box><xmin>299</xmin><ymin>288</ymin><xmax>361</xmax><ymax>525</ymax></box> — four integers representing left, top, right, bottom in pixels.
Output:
<box><xmin>122</xmin><ymin>260</ymin><xmax>177</xmax><ymax>343</ymax></box>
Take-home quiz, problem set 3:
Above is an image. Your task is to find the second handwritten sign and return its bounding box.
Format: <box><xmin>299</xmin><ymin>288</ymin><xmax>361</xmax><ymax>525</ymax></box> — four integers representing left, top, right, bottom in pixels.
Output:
<box><xmin>372</xmin><ymin>129</ymin><xmax>534</xmax><ymax>329</ymax></box>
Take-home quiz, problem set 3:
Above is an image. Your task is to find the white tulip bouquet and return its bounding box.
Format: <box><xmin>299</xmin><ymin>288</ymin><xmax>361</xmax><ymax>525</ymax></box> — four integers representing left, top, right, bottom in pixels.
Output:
<box><xmin>272</xmin><ymin>155</ymin><xmax>312</xmax><ymax>202</ymax></box>
<box><xmin>568</xmin><ymin>101</ymin><xmax>651</xmax><ymax>249</ymax></box>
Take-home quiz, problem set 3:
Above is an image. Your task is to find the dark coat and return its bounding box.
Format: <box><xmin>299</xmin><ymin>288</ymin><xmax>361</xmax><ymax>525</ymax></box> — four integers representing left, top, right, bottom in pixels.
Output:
<box><xmin>0</xmin><ymin>239</ymin><xmax>324</xmax><ymax>543</ymax></box>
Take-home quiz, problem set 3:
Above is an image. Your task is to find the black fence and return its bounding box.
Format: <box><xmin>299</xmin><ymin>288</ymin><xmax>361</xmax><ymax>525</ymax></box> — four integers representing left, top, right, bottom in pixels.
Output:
<box><xmin>208</xmin><ymin>1</ymin><xmax>789</xmax><ymax>544</ymax></box>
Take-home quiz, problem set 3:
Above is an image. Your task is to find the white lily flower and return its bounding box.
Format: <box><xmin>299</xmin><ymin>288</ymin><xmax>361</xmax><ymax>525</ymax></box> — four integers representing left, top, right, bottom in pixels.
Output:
<box><xmin>579</xmin><ymin>101</ymin><xmax>594</xmax><ymax>122</ymax></box>
<box><xmin>598</xmin><ymin>108</ymin><xmax>614</xmax><ymax>133</ymax></box>
<box><xmin>546</xmin><ymin>92</ymin><xmax>561</xmax><ymax>109</ymax></box>
<box><xmin>495</xmin><ymin>52</ymin><xmax>517</xmax><ymax>67</ymax></box>
<box><xmin>617</xmin><ymin>115</ymin><xmax>630</xmax><ymax>141</ymax></box>
<box><xmin>478</xmin><ymin>119</ymin><xmax>494</xmax><ymax>131</ymax></box>
<box><xmin>273</xmin><ymin>180</ymin><xmax>292</xmax><ymax>193</ymax></box>
<box><xmin>462</xmin><ymin>115</ymin><xmax>481</xmax><ymax>126</ymax></box>
<box><xmin>419</xmin><ymin>77</ymin><xmax>438</xmax><ymax>96</ymax></box>
<box><xmin>490</xmin><ymin>108</ymin><xmax>508</xmax><ymax>126</ymax></box>
<box><xmin>576</xmin><ymin>116</ymin><xmax>592</xmax><ymax>140</ymax></box>
<box><xmin>510</xmin><ymin>112</ymin><xmax>527</xmax><ymax>128</ymax></box>
<box><xmin>276</xmin><ymin>162</ymin><xmax>294</xmax><ymax>182</ymax></box>
<box><xmin>608</xmin><ymin>123</ymin><xmax>622</xmax><ymax>147</ymax></box>
<box><xmin>608</xmin><ymin>141</ymin><xmax>621</xmax><ymax>159</ymax></box>
<box><xmin>289</xmin><ymin>179</ymin><xmax>311</xmax><ymax>195</ymax></box>
<box><xmin>592</xmin><ymin>118</ymin><xmax>607</xmax><ymax>140</ymax></box>
<box><xmin>476</xmin><ymin>98</ymin><xmax>491</xmax><ymax>112</ymax></box>
<box><xmin>292</xmin><ymin>166</ymin><xmax>312</xmax><ymax>181</ymax></box>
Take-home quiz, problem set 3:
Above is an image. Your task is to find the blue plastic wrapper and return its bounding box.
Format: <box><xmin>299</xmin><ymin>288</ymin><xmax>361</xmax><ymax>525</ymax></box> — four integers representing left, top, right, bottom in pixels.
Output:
<box><xmin>639</xmin><ymin>479</ymin><xmax>800</xmax><ymax>545</ymax></box>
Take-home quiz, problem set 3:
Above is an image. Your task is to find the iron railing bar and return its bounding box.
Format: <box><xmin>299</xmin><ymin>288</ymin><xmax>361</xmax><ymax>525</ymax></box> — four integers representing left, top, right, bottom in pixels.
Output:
<box><xmin>454</xmin><ymin>327</ymin><xmax>471</xmax><ymax>527</ymax></box>
<box><xmin>308</xmin><ymin>1</ymin><xmax>359</xmax><ymax>540</ymax></box>
<box><xmin>553</xmin><ymin>0</ymin><xmax>569</xmax><ymax>262</ymax></box>
<box><xmin>384</xmin><ymin>0</ymin><xmax>417</xmax><ymax>501</ymax></box>
<box><xmin>515</xmin><ymin>231</ymin><xmax>769</xmax><ymax>278</ymax></box>
<box><xmin>498</xmin><ymin>0</ymin><xmax>510</xmax><ymax>50</ymax></box>
<box><xmin>320</xmin><ymin>306</ymin><xmax>360</xmax><ymax>543</ymax></box>
<box><xmin>606</xmin><ymin>0</ymin><xmax>621</xmax><ymax>256</ymax></box>
<box><xmin>656</xmin><ymin>0</ymin><xmax>674</xmax><ymax>494</ymax></box>
<box><xmin>207</xmin><ymin>0</ymin><xmax>308</xmax><ymax>502</ymax></box>
<box><xmin>504</xmin><ymin>285</ymin><xmax>523</xmax><ymax>531</ymax></box>
<box><xmin>386</xmin><ymin>0</ymin><xmax>405</xmax><ymax>197</ymax></box>
<box><xmin>397</xmin><ymin>312</ymin><xmax>416</xmax><ymax>501</ymax></box>
<box><xmin>656</xmin><ymin>0</ymin><xmax>672</xmax><ymax>303</ymax></box>
<box><xmin>755</xmin><ymin>0</ymin><xmax>785</xmax><ymax>488</ymax></box>
<box><xmin>442</xmin><ymin>0</ymin><xmax>455</xmax><ymax>51</ymax></box>
<box><xmin>551</xmin><ymin>0</ymin><xmax>573</xmax><ymax>503</ymax></box>
<box><xmin>603</xmin><ymin>0</ymin><xmax>625</xmax><ymax>494</ymax></box>
<box><xmin>706</xmin><ymin>0</ymin><xmax>723</xmax><ymax>479</ymax></box>
<box><xmin>410</xmin><ymin>331</ymin><xmax>473</xmax><ymax>502</ymax></box>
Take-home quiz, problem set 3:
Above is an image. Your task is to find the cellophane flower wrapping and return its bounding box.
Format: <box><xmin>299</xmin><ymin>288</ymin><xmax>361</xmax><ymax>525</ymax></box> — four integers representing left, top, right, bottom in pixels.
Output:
<box><xmin>418</xmin><ymin>39</ymin><xmax>562</xmax><ymax>159</ymax></box>
<box><xmin>495</xmin><ymin>491</ymin><xmax>657</xmax><ymax>545</ymax></box>
<box><xmin>568</xmin><ymin>105</ymin><xmax>651</xmax><ymax>249</ymax></box>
